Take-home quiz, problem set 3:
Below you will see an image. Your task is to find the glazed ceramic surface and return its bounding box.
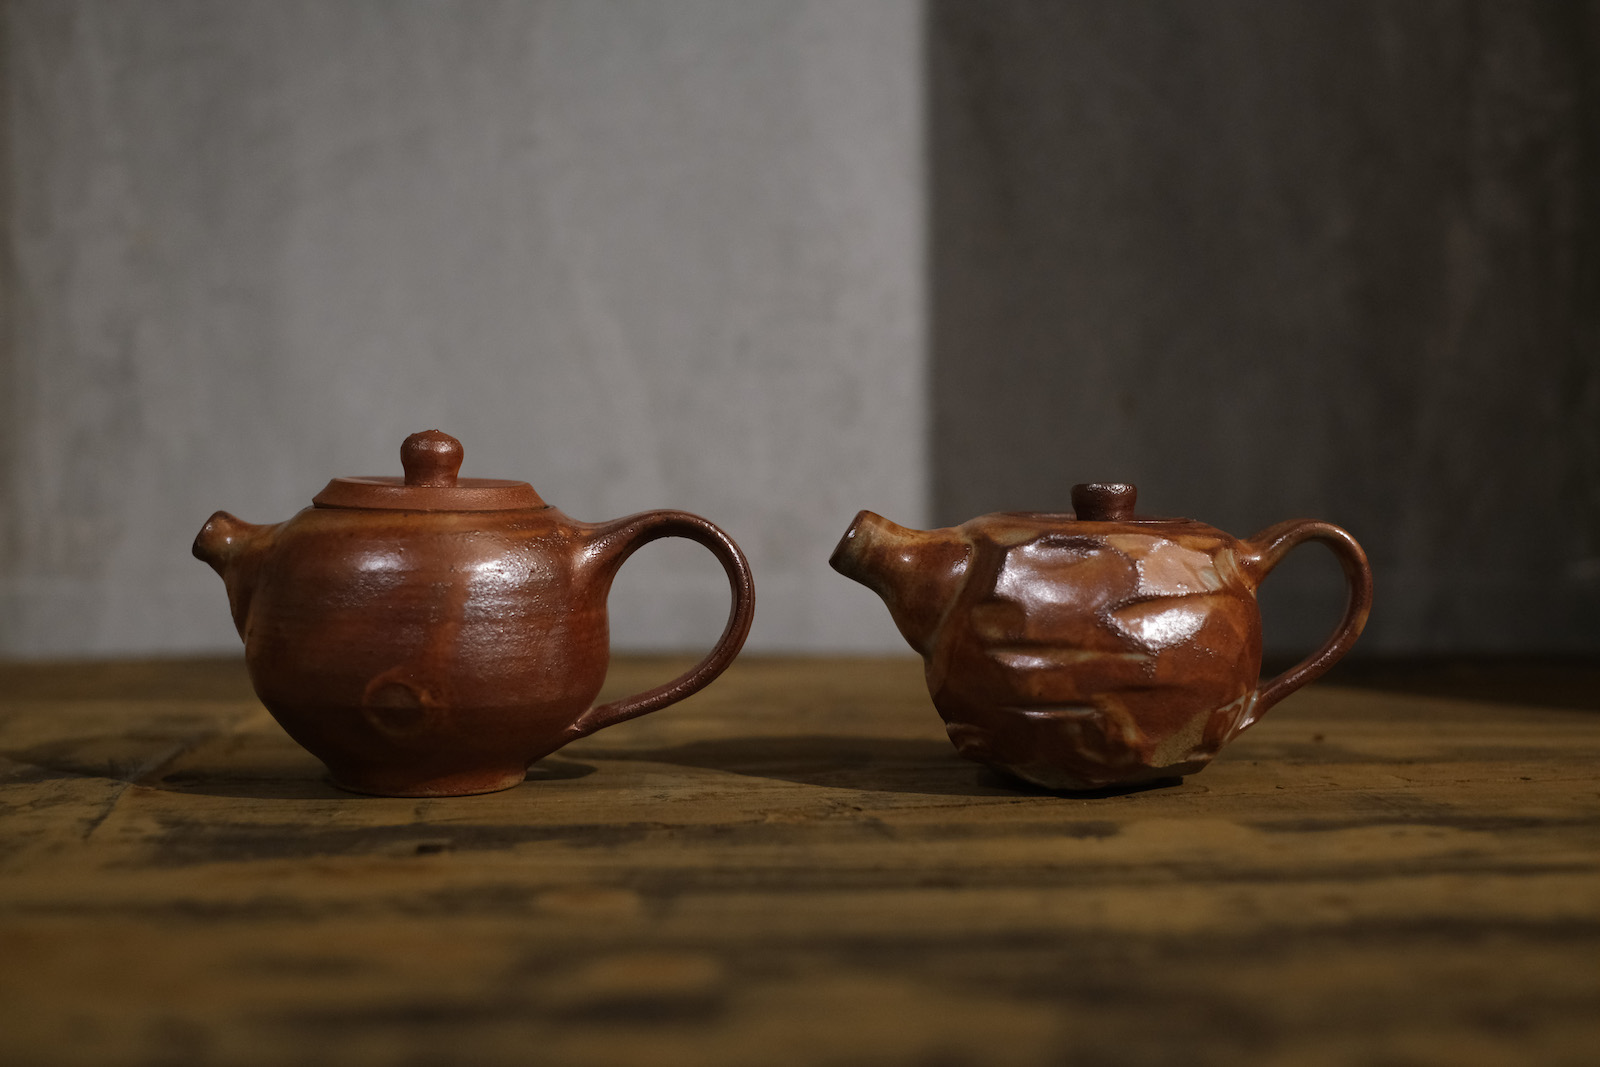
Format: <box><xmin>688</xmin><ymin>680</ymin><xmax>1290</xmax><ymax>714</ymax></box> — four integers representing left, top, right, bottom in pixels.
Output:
<box><xmin>830</xmin><ymin>483</ymin><xmax>1372</xmax><ymax>790</ymax></box>
<box><xmin>194</xmin><ymin>430</ymin><xmax>754</xmax><ymax>797</ymax></box>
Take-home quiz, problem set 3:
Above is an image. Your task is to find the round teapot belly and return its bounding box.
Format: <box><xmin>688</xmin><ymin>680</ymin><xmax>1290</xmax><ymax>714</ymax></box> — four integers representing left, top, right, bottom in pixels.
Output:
<box><xmin>255</xmin><ymin>691</ymin><xmax>588</xmax><ymax>797</ymax></box>
<box><xmin>244</xmin><ymin>586</ymin><xmax>608</xmax><ymax>794</ymax></box>
<box><xmin>238</xmin><ymin>513</ymin><xmax>611</xmax><ymax>795</ymax></box>
<box><xmin>246</xmin><ymin>615</ymin><xmax>607</xmax><ymax>796</ymax></box>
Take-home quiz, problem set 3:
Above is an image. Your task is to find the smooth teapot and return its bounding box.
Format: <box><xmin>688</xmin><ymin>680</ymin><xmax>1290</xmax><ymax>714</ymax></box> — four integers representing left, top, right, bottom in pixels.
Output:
<box><xmin>193</xmin><ymin>430</ymin><xmax>754</xmax><ymax>797</ymax></box>
<box><xmin>831</xmin><ymin>483</ymin><xmax>1372</xmax><ymax>790</ymax></box>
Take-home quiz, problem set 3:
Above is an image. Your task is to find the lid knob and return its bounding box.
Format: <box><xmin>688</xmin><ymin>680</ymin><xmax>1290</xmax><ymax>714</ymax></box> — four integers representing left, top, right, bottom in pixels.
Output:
<box><xmin>401</xmin><ymin>430</ymin><xmax>463</xmax><ymax>487</ymax></box>
<box><xmin>1072</xmin><ymin>482</ymin><xmax>1137</xmax><ymax>521</ymax></box>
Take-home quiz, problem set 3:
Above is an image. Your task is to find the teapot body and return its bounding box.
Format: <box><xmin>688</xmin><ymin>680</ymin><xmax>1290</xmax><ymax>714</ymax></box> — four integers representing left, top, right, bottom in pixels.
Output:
<box><xmin>194</xmin><ymin>429</ymin><xmax>755</xmax><ymax>797</ymax></box>
<box><xmin>831</xmin><ymin>487</ymin><xmax>1372</xmax><ymax>791</ymax></box>
<box><xmin>927</xmin><ymin>513</ymin><xmax>1261</xmax><ymax>790</ymax></box>
<box><xmin>212</xmin><ymin>506</ymin><xmax>616</xmax><ymax>796</ymax></box>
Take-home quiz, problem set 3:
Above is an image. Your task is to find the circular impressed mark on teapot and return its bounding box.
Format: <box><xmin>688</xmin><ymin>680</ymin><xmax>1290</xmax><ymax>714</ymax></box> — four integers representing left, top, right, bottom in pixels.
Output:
<box><xmin>361</xmin><ymin>670</ymin><xmax>442</xmax><ymax>736</ymax></box>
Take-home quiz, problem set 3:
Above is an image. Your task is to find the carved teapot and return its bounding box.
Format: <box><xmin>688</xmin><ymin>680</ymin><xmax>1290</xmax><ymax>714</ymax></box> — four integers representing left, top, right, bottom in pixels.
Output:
<box><xmin>193</xmin><ymin>430</ymin><xmax>754</xmax><ymax>797</ymax></box>
<box><xmin>831</xmin><ymin>483</ymin><xmax>1371</xmax><ymax>790</ymax></box>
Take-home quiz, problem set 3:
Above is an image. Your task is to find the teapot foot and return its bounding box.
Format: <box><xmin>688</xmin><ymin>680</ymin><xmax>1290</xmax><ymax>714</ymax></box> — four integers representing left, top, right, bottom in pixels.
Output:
<box><xmin>325</xmin><ymin>766</ymin><xmax>527</xmax><ymax>798</ymax></box>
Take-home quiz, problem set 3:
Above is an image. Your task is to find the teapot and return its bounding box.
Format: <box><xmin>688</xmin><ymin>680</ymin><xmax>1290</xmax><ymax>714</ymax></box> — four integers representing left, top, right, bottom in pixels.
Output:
<box><xmin>830</xmin><ymin>483</ymin><xmax>1371</xmax><ymax>790</ymax></box>
<box><xmin>193</xmin><ymin>430</ymin><xmax>754</xmax><ymax>797</ymax></box>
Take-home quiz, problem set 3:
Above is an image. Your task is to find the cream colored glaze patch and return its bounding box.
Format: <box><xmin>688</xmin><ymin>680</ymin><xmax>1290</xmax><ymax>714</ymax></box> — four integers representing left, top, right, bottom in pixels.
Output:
<box><xmin>1213</xmin><ymin>689</ymin><xmax>1259</xmax><ymax>738</ymax></box>
<box><xmin>990</xmin><ymin>648</ymin><xmax>1152</xmax><ymax>672</ymax></box>
<box><xmin>1106</xmin><ymin>598</ymin><xmax>1207</xmax><ymax>650</ymax></box>
<box><xmin>1014</xmin><ymin>704</ymin><xmax>1098</xmax><ymax>719</ymax></box>
<box><xmin>1105</xmin><ymin>534</ymin><xmax>1223</xmax><ymax>597</ymax></box>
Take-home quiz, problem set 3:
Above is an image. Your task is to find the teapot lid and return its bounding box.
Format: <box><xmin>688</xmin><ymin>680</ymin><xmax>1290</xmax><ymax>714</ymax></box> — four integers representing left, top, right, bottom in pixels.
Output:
<box><xmin>312</xmin><ymin>430</ymin><xmax>546</xmax><ymax>511</ymax></box>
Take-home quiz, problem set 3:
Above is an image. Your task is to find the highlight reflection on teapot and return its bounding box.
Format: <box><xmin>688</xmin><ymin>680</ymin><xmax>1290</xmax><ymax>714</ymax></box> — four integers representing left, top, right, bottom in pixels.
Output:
<box><xmin>831</xmin><ymin>483</ymin><xmax>1372</xmax><ymax>790</ymax></box>
<box><xmin>193</xmin><ymin>430</ymin><xmax>754</xmax><ymax>798</ymax></box>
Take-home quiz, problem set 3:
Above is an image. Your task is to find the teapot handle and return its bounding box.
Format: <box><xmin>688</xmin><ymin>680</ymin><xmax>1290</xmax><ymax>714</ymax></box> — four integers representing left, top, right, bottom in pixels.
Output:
<box><xmin>1238</xmin><ymin>519</ymin><xmax>1373</xmax><ymax>727</ymax></box>
<box><xmin>568</xmin><ymin>510</ymin><xmax>755</xmax><ymax>740</ymax></box>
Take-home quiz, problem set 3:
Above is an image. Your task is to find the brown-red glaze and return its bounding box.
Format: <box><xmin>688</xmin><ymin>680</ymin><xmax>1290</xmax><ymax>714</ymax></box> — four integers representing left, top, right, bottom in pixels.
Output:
<box><xmin>193</xmin><ymin>431</ymin><xmax>754</xmax><ymax>797</ymax></box>
<box><xmin>830</xmin><ymin>483</ymin><xmax>1371</xmax><ymax>790</ymax></box>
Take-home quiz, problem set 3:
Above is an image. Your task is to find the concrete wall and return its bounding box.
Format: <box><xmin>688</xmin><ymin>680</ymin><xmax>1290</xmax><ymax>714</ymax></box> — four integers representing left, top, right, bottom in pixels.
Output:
<box><xmin>5</xmin><ymin>0</ymin><xmax>1597</xmax><ymax>661</ymax></box>
<box><xmin>0</xmin><ymin>0</ymin><xmax>926</xmax><ymax>656</ymax></box>
<box><xmin>929</xmin><ymin>0</ymin><xmax>1600</xmax><ymax>653</ymax></box>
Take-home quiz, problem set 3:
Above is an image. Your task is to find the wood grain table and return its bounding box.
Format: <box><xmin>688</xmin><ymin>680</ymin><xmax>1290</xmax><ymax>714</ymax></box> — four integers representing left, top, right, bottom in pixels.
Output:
<box><xmin>1</xmin><ymin>656</ymin><xmax>1597</xmax><ymax>1066</ymax></box>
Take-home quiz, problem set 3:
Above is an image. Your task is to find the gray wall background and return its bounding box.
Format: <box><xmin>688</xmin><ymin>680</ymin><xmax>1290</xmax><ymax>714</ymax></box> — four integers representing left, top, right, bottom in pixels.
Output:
<box><xmin>3</xmin><ymin>0</ymin><xmax>1597</xmax><ymax>659</ymax></box>
<box><xmin>0</xmin><ymin>0</ymin><xmax>926</xmax><ymax>657</ymax></box>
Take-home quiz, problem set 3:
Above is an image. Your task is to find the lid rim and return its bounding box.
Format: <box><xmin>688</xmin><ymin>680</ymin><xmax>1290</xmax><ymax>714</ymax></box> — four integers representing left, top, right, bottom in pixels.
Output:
<box><xmin>312</xmin><ymin>476</ymin><xmax>546</xmax><ymax>512</ymax></box>
<box><xmin>312</xmin><ymin>500</ymin><xmax>552</xmax><ymax>513</ymax></box>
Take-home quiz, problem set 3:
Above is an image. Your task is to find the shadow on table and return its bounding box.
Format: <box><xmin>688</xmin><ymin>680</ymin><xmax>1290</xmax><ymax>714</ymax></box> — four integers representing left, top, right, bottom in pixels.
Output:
<box><xmin>2</xmin><ymin>727</ymin><xmax>1176</xmax><ymax>799</ymax></box>
<box><xmin>0</xmin><ymin>734</ymin><xmax>596</xmax><ymax>800</ymax></box>
<box><xmin>151</xmin><ymin>756</ymin><xmax>597</xmax><ymax>800</ymax></box>
<box><xmin>6</xmin><ymin>728</ymin><xmax>1173</xmax><ymax>799</ymax></box>
<box><xmin>595</xmin><ymin>735</ymin><xmax>1181</xmax><ymax>799</ymax></box>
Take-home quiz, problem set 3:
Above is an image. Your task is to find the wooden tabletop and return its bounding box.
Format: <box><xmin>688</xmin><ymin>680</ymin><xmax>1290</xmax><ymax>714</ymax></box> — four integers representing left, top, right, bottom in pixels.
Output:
<box><xmin>2</xmin><ymin>656</ymin><xmax>1597</xmax><ymax>1066</ymax></box>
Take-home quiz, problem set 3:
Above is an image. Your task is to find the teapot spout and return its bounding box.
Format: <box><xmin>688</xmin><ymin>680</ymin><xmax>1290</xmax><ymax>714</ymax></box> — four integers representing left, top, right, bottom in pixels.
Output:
<box><xmin>192</xmin><ymin>511</ymin><xmax>267</xmax><ymax>575</ymax></box>
<box><xmin>830</xmin><ymin>511</ymin><xmax>970</xmax><ymax>657</ymax></box>
<box><xmin>193</xmin><ymin>511</ymin><xmax>274</xmax><ymax>638</ymax></box>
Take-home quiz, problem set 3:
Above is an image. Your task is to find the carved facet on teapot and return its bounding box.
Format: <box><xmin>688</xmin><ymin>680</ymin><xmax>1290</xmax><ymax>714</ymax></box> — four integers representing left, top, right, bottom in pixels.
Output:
<box><xmin>194</xmin><ymin>430</ymin><xmax>755</xmax><ymax>797</ymax></box>
<box><xmin>830</xmin><ymin>483</ymin><xmax>1372</xmax><ymax>790</ymax></box>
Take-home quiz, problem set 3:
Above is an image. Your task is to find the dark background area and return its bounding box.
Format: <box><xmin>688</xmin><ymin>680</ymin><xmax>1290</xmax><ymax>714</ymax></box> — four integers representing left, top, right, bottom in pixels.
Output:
<box><xmin>929</xmin><ymin>0</ymin><xmax>1600</xmax><ymax>656</ymax></box>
